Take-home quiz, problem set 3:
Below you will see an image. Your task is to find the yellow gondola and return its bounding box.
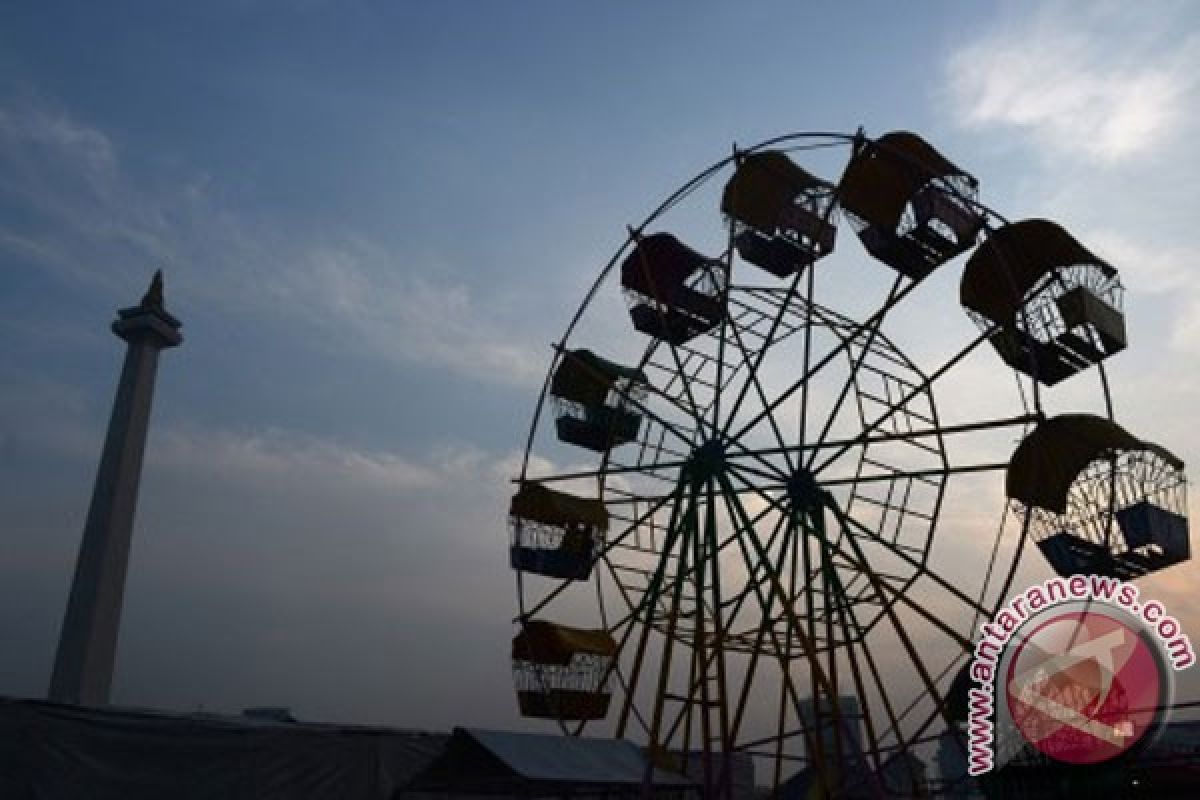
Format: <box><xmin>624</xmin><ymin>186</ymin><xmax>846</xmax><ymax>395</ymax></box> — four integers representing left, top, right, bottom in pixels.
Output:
<box><xmin>512</xmin><ymin>621</ymin><xmax>617</xmax><ymax>721</ymax></box>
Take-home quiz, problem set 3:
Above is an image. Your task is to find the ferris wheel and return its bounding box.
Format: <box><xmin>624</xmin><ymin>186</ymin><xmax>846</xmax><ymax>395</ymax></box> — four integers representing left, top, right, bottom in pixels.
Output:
<box><xmin>504</xmin><ymin>130</ymin><xmax>1190</xmax><ymax>796</ymax></box>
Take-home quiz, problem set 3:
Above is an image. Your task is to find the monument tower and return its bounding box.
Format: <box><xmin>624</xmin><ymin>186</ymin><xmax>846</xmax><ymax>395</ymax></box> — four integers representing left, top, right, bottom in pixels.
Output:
<box><xmin>48</xmin><ymin>271</ymin><xmax>182</xmax><ymax>706</ymax></box>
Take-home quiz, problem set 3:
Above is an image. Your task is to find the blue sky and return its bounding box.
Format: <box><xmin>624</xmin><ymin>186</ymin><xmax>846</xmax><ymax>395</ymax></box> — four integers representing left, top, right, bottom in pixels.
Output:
<box><xmin>2</xmin><ymin>0</ymin><xmax>1199</xmax><ymax>734</ymax></box>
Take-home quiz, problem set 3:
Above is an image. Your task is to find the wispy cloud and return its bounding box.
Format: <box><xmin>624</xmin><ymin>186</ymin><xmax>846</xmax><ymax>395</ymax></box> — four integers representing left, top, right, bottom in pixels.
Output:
<box><xmin>0</xmin><ymin>101</ymin><xmax>116</xmax><ymax>185</ymax></box>
<box><xmin>1081</xmin><ymin>229</ymin><xmax>1194</xmax><ymax>295</ymax></box>
<box><xmin>944</xmin><ymin>5</ymin><xmax>1200</xmax><ymax>163</ymax></box>
<box><xmin>0</xmin><ymin>97</ymin><xmax>543</xmax><ymax>388</ymax></box>
<box><xmin>272</xmin><ymin>239</ymin><xmax>545</xmax><ymax>386</ymax></box>
<box><xmin>151</xmin><ymin>425</ymin><xmax>484</xmax><ymax>493</ymax></box>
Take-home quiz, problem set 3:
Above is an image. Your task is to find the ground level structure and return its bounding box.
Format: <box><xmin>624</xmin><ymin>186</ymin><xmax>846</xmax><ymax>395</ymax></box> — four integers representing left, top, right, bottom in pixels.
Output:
<box><xmin>0</xmin><ymin>696</ymin><xmax>701</xmax><ymax>799</ymax></box>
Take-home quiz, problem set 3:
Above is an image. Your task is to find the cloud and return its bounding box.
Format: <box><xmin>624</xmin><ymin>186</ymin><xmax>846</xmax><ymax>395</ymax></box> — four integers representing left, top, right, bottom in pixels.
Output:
<box><xmin>0</xmin><ymin>97</ymin><xmax>543</xmax><ymax>388</ymax></box>
<box><xmin>0</xmin><ymin>101</ymin><xmax>116</xmax><ymax>183</ymax></box>
<box><xmin>273</xmin><ymin>239</ymin><xmax>545</xmax><ymax>386</ymax></box>
<box><xmin>150</xmin><ymin>425</ymin><xmax>481</xmax><ymax>493</ymax></box>
<box><xmin>944</xmin><ymin>5</ymin><xmax>1199</xmax><ymax>163</ymax></box>
<box><xmin>1081</xmin><ymin>229</ymin><xmax>1193</xmax><ymax>294</ymax></box>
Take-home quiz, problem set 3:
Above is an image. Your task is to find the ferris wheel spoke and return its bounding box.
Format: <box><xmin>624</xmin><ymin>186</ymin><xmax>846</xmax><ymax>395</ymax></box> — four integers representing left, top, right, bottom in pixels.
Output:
<box><xmin>807</xmin><ymin>511</ymin><xmax>904</xmax><ymax>780</ymax></box>
<box><xmin>526</xmin><ymin>457</ymin><xmax>683</xmax><ymax>488</ymax></box>
<box><xmin>725</xmin><ymin>520</ymin><xmax>792</xmax><ymax>741</ymax></box>
<box><xmin>606</xmin><ymin>486</ymin><xmax>790</xmax><ymax>641</ymax></box>
<box><xmin>811</xmin><ymin>327</ymin><xmax>994</xmax><ymax>475</ymax></box>
<box><xmin>720</xmin><ymin>295</ymin><xmax>799</xmax><ymax>474</ymax></box>
<box><xmin>615</xmin><ymin>476</ymin><xmax>695</xmax><ymax>738</ymax></box>
<box><xmin>711</xmin><ymin>501</ymin><xmax>812</xmax><ymax>752</ymax></box>
<box><xmin>644</xmin><ymin>330</ymin><xmax>715</xmax><ymax>440</ymax></box>
<box><xmin>515</xmin><ymin>487</ymin><xmax>682</xmax><ymax>624</ymax></box>
<box><xmin>823</xmin><ymin>541</ymin><xmax>916</xmax><ymax>766</ymax></box>
<box><xmin>594</xmin><ymin>599</ymin><xmax>656</xmax><ymax>738</ymax></box>
<box><xmin>709</xmin><ymin>218</ymin><xmax>737</xmax><ymax>433</ymax></box>
<box><xmin>720</xmin><ymin>507</ymin><xmax>792</xmax><ymax>646</ymax></box>
<box><xmin>707</xmin><ymin>413</ymin><xmax>1039</xmax><ymax>467</ymax></box>
<box><xmin>797</xmin><ymin>263</ymin><xmax>817</xmax><ymax>458</ymax></box>
<box><xmin>714</xmin><ymin>472</ymin><xmax>840</xmax><ymax>700</ymax></box>
<box><xmin>712</xmin><ymin>459</ymin><xmax>1003</xmax><ymax>502</ymax></box>
<box><xmin>722</xmin><ymin>463</ymin><xmax>969</xmax><ymax>756</ymax></box>
<box><xmin>645</xmin><ymin>480</ymin><xmax>702</xmax><ymax>752</ymax></box>
<box><xmin>723</xmin><ymin>277</ymin><xmax>925</xmax><ymax>446</ymax></box>
<box><xmin>820</xmin><ymin>461</ymin><xmax>1006</xmax><ymax>487</ymax></box>
<box><xmin>873</xmin><ymin>653</ymin><xmax>971</xmax><ymax>757</ymax></box>
<box><xmin>715</xmin><ymin>265</ymin><xmax>810</xmax><ymax>446</ymax></box>
<box><xmin>822</xmin><ymin>503</ymin><xmax>962</xmax><ymax>740</ymax></box>
<box><xmin>824</xmin><ymin>551</ymin><xmax>888</xmax><ymax>775</ymax></box>
<box><xmin>836</xmin><ymin>506</ymin><xmax>993</xmax><ymax>620</ymax></box>
<box><xmin>714</xmin><ymin>474</ymin><xmax>848</xmax><ymax>793</ymax></box>
<box><xmin>805</xmin><ymin>274</ymin><xmax>904</xmax><ymax>470</ymax></box>
<box><xmin>720</xmin><ymin>302</ymin><xmax>796</xmax><ymax>462</ymax></box>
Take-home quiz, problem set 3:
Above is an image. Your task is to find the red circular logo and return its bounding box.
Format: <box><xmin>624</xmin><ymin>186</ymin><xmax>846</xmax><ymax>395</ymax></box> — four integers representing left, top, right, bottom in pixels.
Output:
<box><xmin>1005</xmin><ymin>610</ymin><xmax>1164</xmax><ymax>764</ymax></box>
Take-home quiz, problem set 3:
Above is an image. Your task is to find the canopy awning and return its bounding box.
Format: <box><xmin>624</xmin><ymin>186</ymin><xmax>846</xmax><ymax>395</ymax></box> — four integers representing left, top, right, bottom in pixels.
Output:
<box><xmin>510</xmin><ymin>483</ymin><xmax>608</xmax><ymax>529</ymax></box>
<box><xmin>405</xmin><ymin>727</ymin><xmax>697</xmax><ymax>795</ymax></box>
<box><xmin>720</xmin><ymin>150</ymin><xmax>829</xmax><ymax>232</ymax></box>
<box><xmin>961</xmin><ymin>219</ymin><xmax>1116</xmax><ymax>324</ymax></box>
<box><xmin>0</xmin><ymin>695</ymin><xmax>448</xmax><ymax>800</ymax></box>
<box><xmin>620</xmin><ymin>232</ymin><xmax>711</xmax><ymax>298</ymax></box>
<box><xmin>1006</xmin><ymin>414</ymin><xmax>1184</xmax><ymax>514</ymax></box>
<box><xmin>840</xmin><ymin>131</ymin><xmax>974</xmax><ymax>229</ymax></box>
<box><xmin>551</xmin><ymin>349</ymin><xmax>647</xmax><ymax>406</ymax></box>
<box><xmin>512</xmin><ymin>621</ymin><xmax>618</xmax><ymax>664</ymax></box>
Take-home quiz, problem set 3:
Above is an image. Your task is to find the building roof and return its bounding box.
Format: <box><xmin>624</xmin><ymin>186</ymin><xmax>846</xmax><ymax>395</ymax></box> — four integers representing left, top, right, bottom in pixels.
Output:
<box><xmin>405</xmin><ymin>727</ymin><xmax>696</xmax><ymax>795</ymax></box>
<box><xmin>0</xmin><ymin>695</ymin><xmax>447</xmax><ymax>799</ymax></box>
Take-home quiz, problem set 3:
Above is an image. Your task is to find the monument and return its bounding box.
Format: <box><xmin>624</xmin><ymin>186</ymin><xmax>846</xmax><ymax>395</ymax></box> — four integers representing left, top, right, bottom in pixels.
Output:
<box><xmin>48</xmin><ymin>271</ymin><xmax>182</xmax><ymax>706</ymax></box>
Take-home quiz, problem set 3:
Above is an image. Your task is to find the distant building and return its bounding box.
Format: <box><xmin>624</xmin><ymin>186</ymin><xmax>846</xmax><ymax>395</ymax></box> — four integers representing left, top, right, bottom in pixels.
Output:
<box><xmin>935</xmin><ymin>726</ymin><xmax>981</xmax><ymax>798</ymax></box>
<box><xmin>935</xmin><ymin>718</ymin><xmax>1200</xmax><ymax>798</ymax></box>
<box><xmin>797</xmin><ymin>695</ymin><xmax>867</xmax><ymax>769</ymax></box>
<box><xmin>775</xmin><ymin>696</ymin><xmax>928</xmax><ymax>798</ymax></box>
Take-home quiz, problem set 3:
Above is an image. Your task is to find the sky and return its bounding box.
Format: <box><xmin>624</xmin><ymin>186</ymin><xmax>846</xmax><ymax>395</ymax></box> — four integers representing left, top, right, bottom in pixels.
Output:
<box><xmin>2</xmin><ymin>0</ymin><xmax>1200</xmax><ymax>738</ymax></box>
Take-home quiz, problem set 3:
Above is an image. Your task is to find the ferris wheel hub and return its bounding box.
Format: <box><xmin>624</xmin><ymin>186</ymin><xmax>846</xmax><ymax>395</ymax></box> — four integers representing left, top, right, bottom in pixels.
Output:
<box><xmin>686</xmin><ymin>439</ymin><xmax>728</xmax><ymax>481</ymax></box>
<box><xmin>786</xmin><ymin>468</ymin><xmax>828</xmax><ymax>516</ymax></box>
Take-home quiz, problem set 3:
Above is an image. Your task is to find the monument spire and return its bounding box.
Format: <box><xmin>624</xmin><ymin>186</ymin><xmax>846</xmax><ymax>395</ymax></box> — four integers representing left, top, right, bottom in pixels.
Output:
<box><xmin>49</xmin><ymin>271</ymin><xmax>183</xmax><ymax>706</ymax></box>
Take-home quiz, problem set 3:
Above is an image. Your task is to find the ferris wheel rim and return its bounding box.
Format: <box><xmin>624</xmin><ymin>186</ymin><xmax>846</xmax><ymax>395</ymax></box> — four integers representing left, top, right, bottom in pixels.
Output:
<box><xmin>505</xmin><ymin>126</ymin><xmax>1151</xmax><ymax>793</ymax></box>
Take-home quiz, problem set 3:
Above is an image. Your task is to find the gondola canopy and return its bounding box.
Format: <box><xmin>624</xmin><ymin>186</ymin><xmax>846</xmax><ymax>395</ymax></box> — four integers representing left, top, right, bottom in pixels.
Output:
<box><xmin>1006</xmin><ymin>414</ymin><xmax>1183</xmax><ymax>515</ymax></box>
<box><xmin>512</xmin><ymin>620</ymin><xmax>618</xmax><ymax>665</ymax></box>
<box><xmin>509</xmin><ymin>483</ymin><xmax>609</xmax><ymax>530</ymax></box>
<box><xmin>721</xmin><ymin>151</ymin><xmax>830</xmax><ymax>233</ymax></box>
<box><xmin>960</xmin><ymin>219</ymin><xmax>1116</xmax><ymax>326</ymax></box>
<box><xmin>550</xmin><ymin>349</ymin><xmax>647</xmax><ymax>407</ymax></box>
<box><xmin>840</xmin><ymin>131</ymin><xmax>974</xmax><ymax>232</ymax></box>
<box><xmin>620</xmin><ymin>233</ymin><xmax>711</xmax><ymax>300</ymax></box>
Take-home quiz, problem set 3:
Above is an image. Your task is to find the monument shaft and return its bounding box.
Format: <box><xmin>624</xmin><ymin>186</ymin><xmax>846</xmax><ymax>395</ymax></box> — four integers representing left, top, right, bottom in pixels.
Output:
<box><xmin>48</xmin><ymin>273</ymin><xmax>181</xmax><ymax>706</ymax></box>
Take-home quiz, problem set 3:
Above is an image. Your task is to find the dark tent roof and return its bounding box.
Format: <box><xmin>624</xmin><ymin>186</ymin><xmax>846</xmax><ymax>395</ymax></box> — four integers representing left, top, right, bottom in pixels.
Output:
<box><xmin>839</xmin><ymin>131</ymin><xmax>974</xmax><ymax>230</ymax></box>
<box><xmin>721</xmin><ymin>150</ymin><xmax>829</xmax><ymax>232</ymax></box>
<box><xmin>961</xmin><ymin>219</ymin><xmax>1116</xmax><ymax>324</ymax></box>
<box><xmin>0</xmin><ymin>695</ymin><xmax>447</xmax><ymax>800</ymax></box>
<box><xmin>405</xmin><ymin>727</ymin><xmax>695</xmax><ymax>796</ymax></box>
<box><xmin>1006</xmin><ymin>414</ymin><xmax>1184</xmax><ymax>514</ymax></box>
